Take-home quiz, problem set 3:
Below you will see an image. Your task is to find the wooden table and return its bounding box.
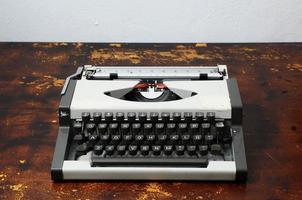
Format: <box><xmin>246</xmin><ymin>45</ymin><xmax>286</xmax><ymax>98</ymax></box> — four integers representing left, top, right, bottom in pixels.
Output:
<box><xmin>0</xmin><ymin>43</ymin><xmax>301</xmax><ymax>200</ymax></box>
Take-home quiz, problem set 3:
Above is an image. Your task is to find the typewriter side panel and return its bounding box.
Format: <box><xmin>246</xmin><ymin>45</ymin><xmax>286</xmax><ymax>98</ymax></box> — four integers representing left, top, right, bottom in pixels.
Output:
<box><xmin>51</xmin><ymin>79</ymin><xmax>77</xmax><ymax>181</ymax></box>
<box><xmin>227</xmin><ymin>79</ymin><xmax>247</xmax><ymax>181</ymax></box>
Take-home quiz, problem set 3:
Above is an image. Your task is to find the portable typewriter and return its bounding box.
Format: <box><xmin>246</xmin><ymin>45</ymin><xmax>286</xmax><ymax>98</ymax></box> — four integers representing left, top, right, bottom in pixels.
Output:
<box><xmin>51</xmin><ymin>65</ymin><xmax>247</xmax><ymax>181</ymax></box>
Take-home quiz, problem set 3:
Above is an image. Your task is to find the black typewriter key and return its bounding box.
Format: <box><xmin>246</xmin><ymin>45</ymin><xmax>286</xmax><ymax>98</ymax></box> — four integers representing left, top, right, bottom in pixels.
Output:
<box><xmin>109</xmin><ymin>123</ymin><xmax>118</xmax><ymax>134</ymax></box>
<box><xmin>81</xmin><ymin>112</ymin><xmax>91</xmax><ymax>123</ymax></box>
<box><xmin>134</xmin><ymin>134</ymin><xmax>144</xmax><ymax>144</ymax></box>
<box><xmin>98</xmin><ymin>123</ymin><xmax>108</xmax><ymax>135</ymax></box>
<box><xmin>175</xmin><ymin>145</ymin><xmax>185</xmax><ymax>155</ymax></box>
<box><xmin>117</xmin><ymin>145</ymin><xmax>126</xmax><ymax>155</ymax></box>
<box><xmin>128</xmin><ymin>145</ymin><xmax>138</xmax><ymax>155</ymax></box>
<box><xmin>88</xmin><ymin>134</ymin><xmax>98</xmax><ymax>146</ymax></box>
<box><xmin>205</xmin><ymin>134</ymin><xmax>214</xmax><ymax>145</ymax></box>
<box><xmin>215</xmin><ymin>122</ymin><xmax>224</xmax><ymax>133</ymax></box>
<box><xmin>132</xmin><ymin>123</ymin><xmax>141</xmax><ymax>134</ymax></box>
<box><xmin>100</xmin><ymin>134</ymin><xmax>110</xmax><ymax>145</ymax></box>
<box><xmin>170</xmin><ymin>134</ymin><xmax>179</xmax><ymax>144</ymax></box>
<box><xmin>189</xmin><ymin>123</ymin><xmax>199</xmax><ymax>134</ymax></box>
<box><xmin>199</xmin><ymin>145</ymin><xmax>208</xmax><ymax>155</ymax></box>
<box><xmin>111</xmin><ymin>134</ymin><xmax>121</xmax><ymax>144</ymax></box>
<box><xmin>192</xmin><ymin>134</ymin><xmax>202</xmax><ymax>144</ymax></box>
<box><xmin>104</xmin><ymin>112</ymin><xmax>113</xmax><ymax>121</ymax></box>
<box><xmin>146</xmin><ymin>135</ymin><xmax>156</xmax><ymax>143</ymax></box>
<box><xmin>152</xmin><ymin>145</ymin><xmax>162</xmax><ymax>156</ymax></box>
<box><xmin>184</xmin><ymin>112</ymin><xmax>193</xmax><ymax>122</ymax></box>
<box><xmin>155</xmin><ymin>123</ymin><xmax>165</xmax><ymax>134</ymax></box>
<box><xmin>86</xmin><ymin>123</ymin><xmax>96</xmax><ymax>133</ymax></box>
<box><xmin>206</xmin><ymin>112</ymin><xmax>215</xmax><ymax>123</ymax></box>
<box><xmin>210</xmin><ymin>144</ymin><xmax>222</xmax><ymax>155</ymax></box>
<box><xmin>116</xmin><ymin>112</ymin><xmax>124</xmax><ymax>122</ymax></box>
<box><xmin>181</xmin><ymin>134</ymin><xmax>191</xmax><ymax>144</ymax></box>
<box><xmin>127</xmin><ymin>112</ymin><xmax>136</xmax><ymax>122</ymax></box>
<box><xmin>105</xmin><ymin>145</ymin><xmax>115</xmax><ymax>156</ymax></box>
<box><xmin>166</xmin><ymin>123</ymin><xmax>176</xmax><ymax>134</ymax></box>
<box><xmin>161</xmin><ymin>112</ymin><xmax>170</xmax><ymax>122</ymax></box>
<box><xmin>201</xmin><ymin>123</ymin><xmax>211</xmax><ymax>134</ymax></box>
<box><xmin>143</xmin><ymin>123</ymin><xmax>153</xmax><ymax>134</ymax></box>
<box><xmin>121</xmin><ymin>123</ymin><xmax>130</xmax><ymax>134</ymax></box>
<box><xmin>150</xmin><ymin>112</ymin><xmax>159</xmax><ymax>122</ymax></box>
<box><xmin>73</xmin><ymin>134</ymin><xmax>83</xmax><ymax>145</ymax></box>
<box><xmin>138</xmin><ymin>112</ymin><xmax>147</xmax><ymax>122</ymax></box>
<box><xmin>123</xmin><ymin>134</ymin><xmax>133</xmax><ymax>144</ymax></box>
<box><xmin>94</xmin><ymin>145</ymin><xmax>103</xmax><ymax>155</ymax></box>
<box><xmin>164</xmin><ymin>145</ymin><xmax>173</xmax><ymax>155</ymax></box>
<box><xmin>140</xmin><ymin>145</ymin><xmax>150</xmax><ymax>156</ymax></box>
<box><xmin>158</xmin><ymin>134</ymin><xmax>167</xmax><ymax>144</ymax></box>
<box><xmin>178</xmin><ymin>123</ymin><xmax>187</xmax><ymax>133</ymax></box>
<box><xmin>93</xmin><ymin>112</ymin><xmax>102</xmax><ymax>124</ymax></box>
<box><xmin>76</xmin><ymin>143</ymin><xmax>88</xmax><ymax>157</ymax></box>
<box><xmin>172</xmin><ymin>112</ymin><xmax>181</xmax><ymax>122</ymax></box>
<box><xmin>187</xmin><ymin>145</ymin><xmax>197</xmax><ymax>155</ymax></box>
<box><xmin>195</xmin><ymin>112</ymin><xmax>204</xmax><ymax>122</ymax></box>
<box><xmin>73</xmin><ymin>121</ymin><xmax>82</xmax><ymax>134</ymax></box>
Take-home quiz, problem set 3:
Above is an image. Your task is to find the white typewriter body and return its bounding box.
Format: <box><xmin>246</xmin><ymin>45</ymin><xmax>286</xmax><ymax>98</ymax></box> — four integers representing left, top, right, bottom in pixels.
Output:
<box><xmin>51</xmin><ymin>65</ymin><xmax>247</xmax><ymax>181</ymax></box>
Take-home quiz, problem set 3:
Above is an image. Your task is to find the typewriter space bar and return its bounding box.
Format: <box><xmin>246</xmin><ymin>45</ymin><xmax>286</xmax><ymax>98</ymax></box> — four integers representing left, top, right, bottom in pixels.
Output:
<box><xmin>91</xmin><ymin>158</ymin><xmax>208</xmax><ymax>167</ymax></box>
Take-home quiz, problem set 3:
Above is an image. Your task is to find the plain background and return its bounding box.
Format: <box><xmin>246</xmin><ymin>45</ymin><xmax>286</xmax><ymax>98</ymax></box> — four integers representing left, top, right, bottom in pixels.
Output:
<box><xmin>0</xmin><ymin>0</ymin><xmax>302</xmax><ymax>42</ymax></box>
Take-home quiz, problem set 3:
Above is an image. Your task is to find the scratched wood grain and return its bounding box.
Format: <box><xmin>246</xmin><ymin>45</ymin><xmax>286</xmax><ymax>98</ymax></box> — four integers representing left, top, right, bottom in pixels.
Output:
<box><xmin>0</xmin><ymin>43</ymin><xmax>302</xmax><ymax>200</ymax></box>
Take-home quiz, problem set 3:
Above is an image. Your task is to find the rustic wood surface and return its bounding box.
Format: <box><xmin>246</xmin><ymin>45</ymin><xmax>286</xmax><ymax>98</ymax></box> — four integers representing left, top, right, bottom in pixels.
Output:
<box><xmin>0</xmin><ymin>43</ymin><xmax>301</xmax><ymax>200</ymax></box>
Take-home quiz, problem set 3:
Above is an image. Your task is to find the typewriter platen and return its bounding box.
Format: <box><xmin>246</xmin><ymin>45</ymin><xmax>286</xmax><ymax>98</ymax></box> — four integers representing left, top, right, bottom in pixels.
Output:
<box><xmin>51</xmin><ymin>65</ymin><xmax>247</xmax><ymax>181</ymax></box>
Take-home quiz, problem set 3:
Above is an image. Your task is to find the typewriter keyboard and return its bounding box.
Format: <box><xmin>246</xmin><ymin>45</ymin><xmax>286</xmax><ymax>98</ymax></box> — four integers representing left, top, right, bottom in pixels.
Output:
<box><xmin>69</xmin><ymin>112</ymin><xmax>234</xmax><ymax>167</ymax></box>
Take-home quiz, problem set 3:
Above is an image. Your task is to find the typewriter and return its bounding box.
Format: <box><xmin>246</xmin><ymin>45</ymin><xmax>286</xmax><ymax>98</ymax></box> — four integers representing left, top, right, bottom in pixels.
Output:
<box><xmin>51</xmin><ymin>65</ymin><xmax>247</xmax><ymax>181</ymax></box>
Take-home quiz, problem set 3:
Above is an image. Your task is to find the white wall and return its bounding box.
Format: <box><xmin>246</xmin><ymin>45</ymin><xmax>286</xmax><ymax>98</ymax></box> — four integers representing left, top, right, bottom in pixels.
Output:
<box><xmin>0</xmin><ymin>0</ymin><xmax>302</xmax><ymax>42</ymax></box>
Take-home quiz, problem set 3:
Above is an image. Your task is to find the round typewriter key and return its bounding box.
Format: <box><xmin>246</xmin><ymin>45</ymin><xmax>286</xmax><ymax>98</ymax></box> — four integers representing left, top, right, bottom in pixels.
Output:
<box><xmin>158</xmin><ymin>134</ymin><xmax>167</xmax><ymax>144</ymax></box>
<box><xmin>181</xmin><ymin>134</ymin><xmax>191</xmax><ymax>144</ymax></box>
<box><xmin>152</xmin><ymin>145</ymin><xmax>162</xmax><ymax>156</ymax></box>
<box><xmin>132</xmin><ymin>123</ymin><xmax>141</xmax><ymax>134</ymax></box>
<box><xmin>105</xmin><ymin>145</ymin><xmax>115</xmax><ymax>156</ymax></box>
<box><xmin>94</xmin><ymin>145</ymin><xmax>103</xmax><ymax>155</ymax></box>
<box><xmin>117</xmin><ymin>145</ymin><xmax>126</xmax><ymax>155</ymax></box>
<box><xmin>187</xmin><ymin>145</ymin><xmax>197</xmax><ymax>156</ymax></box>
<box><xmin>164</xmin><ymin>145</ymin><xmax>173</xmax><ymax>155</ymax></box>
<box><xmin>189</xmin><ymin>123</ymin><xmax>199</xmax><ymax>134</ymax></box>
<box><xmin>73</xmin><ymin>121</ymin><xmax>82</xmax><ymax>134</ymax></box>
<box><xmin>138</xmin><ymin>112</ymin><xmax>147</xmax><ymax>122</ymax></box>
<box><xmin>205</xmin><ymin>134</ymin><xmax>214</xmax><ymax>145</ymax></box>
<box><xmin>109</xmin><ymin>123</ymin><xmax>118</xmax><ymax>134</ymax></box>
<box><xmin>121</xmin><ymin>123</ymin><xmax>130</xmax><ymax>134</ymax></box>
<box><xmin>172</xmin><ymin>112</ymin><xmax>181</xmax><ymax>122</ymax></box>
<box><xmin>166</xmin><ymin>123</ymin><xmax>176</xmax><ymax>134</ymax></box>
<box><xmin>184</xmin><ymin>112</ymin><xmax>193</xmax><ymax>122</ymax></box>
<box><xmin>161</xmin><ymin>112</ymin><xmax>170</xmax><ymax>122</ymax></box>
<box><xmin>127</xmin><ymin>112</ymin><xmax>136</xmax><ymax>122</ymax></box>
<box><xmin>195</xmin><ymin>112</ymin><xmax>204</xmax><ymax>122</ymax></box>
<box><xmin>175</xmin><ymin>145</ymin><xmax>185</xmax><ymax>155</ymax></box>
<box><xmin>199</xmin><ymin>145</ymin><xmax>208</xmax><ymax>155</ymax></box>
<box><xmin>192</xmin><ymin>134</ymin><xmax>202</xmax><ymax>144</ymax></box>
<box><xmin>150</xmin><ymin>112</ymin><xmax>159</xmax><ymax>122</ymax></box>
<box><xmin>86</xmin><ymin>123</ymin><xmax>96</xmax><ymax>133</ymax></box>
<box><xmin>98</xmin><ymin>123</ymin><xmax>108</xmax><ymax>134</ymax></box>
<box><xmin>104</xmin><ymin>112</ymin><xmax>113</xmax><ymax>121</ymax></box>
<box><xmin>201</xmin><ymin>123</ymin><xmax>211</xmax><ymax>134</ymax></box>
<box><xmin>178</xmin><ymin>123</ymin><xmax>187</xmax><ymax>133</ymax></box>
<box><xmin>170</xmin><ymin>134</ymin><xmax>179</xmax><ymax>144</ymax></box>
<box><xmin>143</xmin><ymin>123</ymin><xmax>153</xmax><ymax>134</ymax></box>
<box><xmin>210</xmin><ymin>144</ymin><xmax>222</xmax><ymax>155</ymax></box>
<box><xmin>123</xmin><ymin>134</ymin><xmax>133</xmax><ymax>144</ymax></box>
<box><xmin>81</xmin><ymin>112</ymin><xmax>91</xmax><ymax>123</ymax></box>
<box><xmin>140</xmin><ymin>145</ymin><xmax>150</xmax><ymax>155</ymax></box>
<box><xmin>215</xmin><ymin>122</ymin><xmax>224</xmax><ymax>133</ymax></box>
<box><xmin>155</xmin><ymin>123</ymin><xmax>165</xmax><ymax>134</ymax></box>
<box><xmin>93</xmin><ymin>112</ymin><xmax>102</xmax><ymax>124</ymax></box>
<box><xmin>128</xmin><ymin>145</ymin><xmax>138</xmax><ymax>155</ymax></box>
<box><xmin>206</xmin><ymin>112</ymin><xmax>215</xmax><ymax>124</ymax></box>
<box><xmin>116</xmin><ymin>112</ymin><xmax>124</xmax><ymax>122</ymax></box>
<box><xmin>88</xmin><ymin>134</ymin><xmax>98</xmax><ymax>146</ymax></box>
